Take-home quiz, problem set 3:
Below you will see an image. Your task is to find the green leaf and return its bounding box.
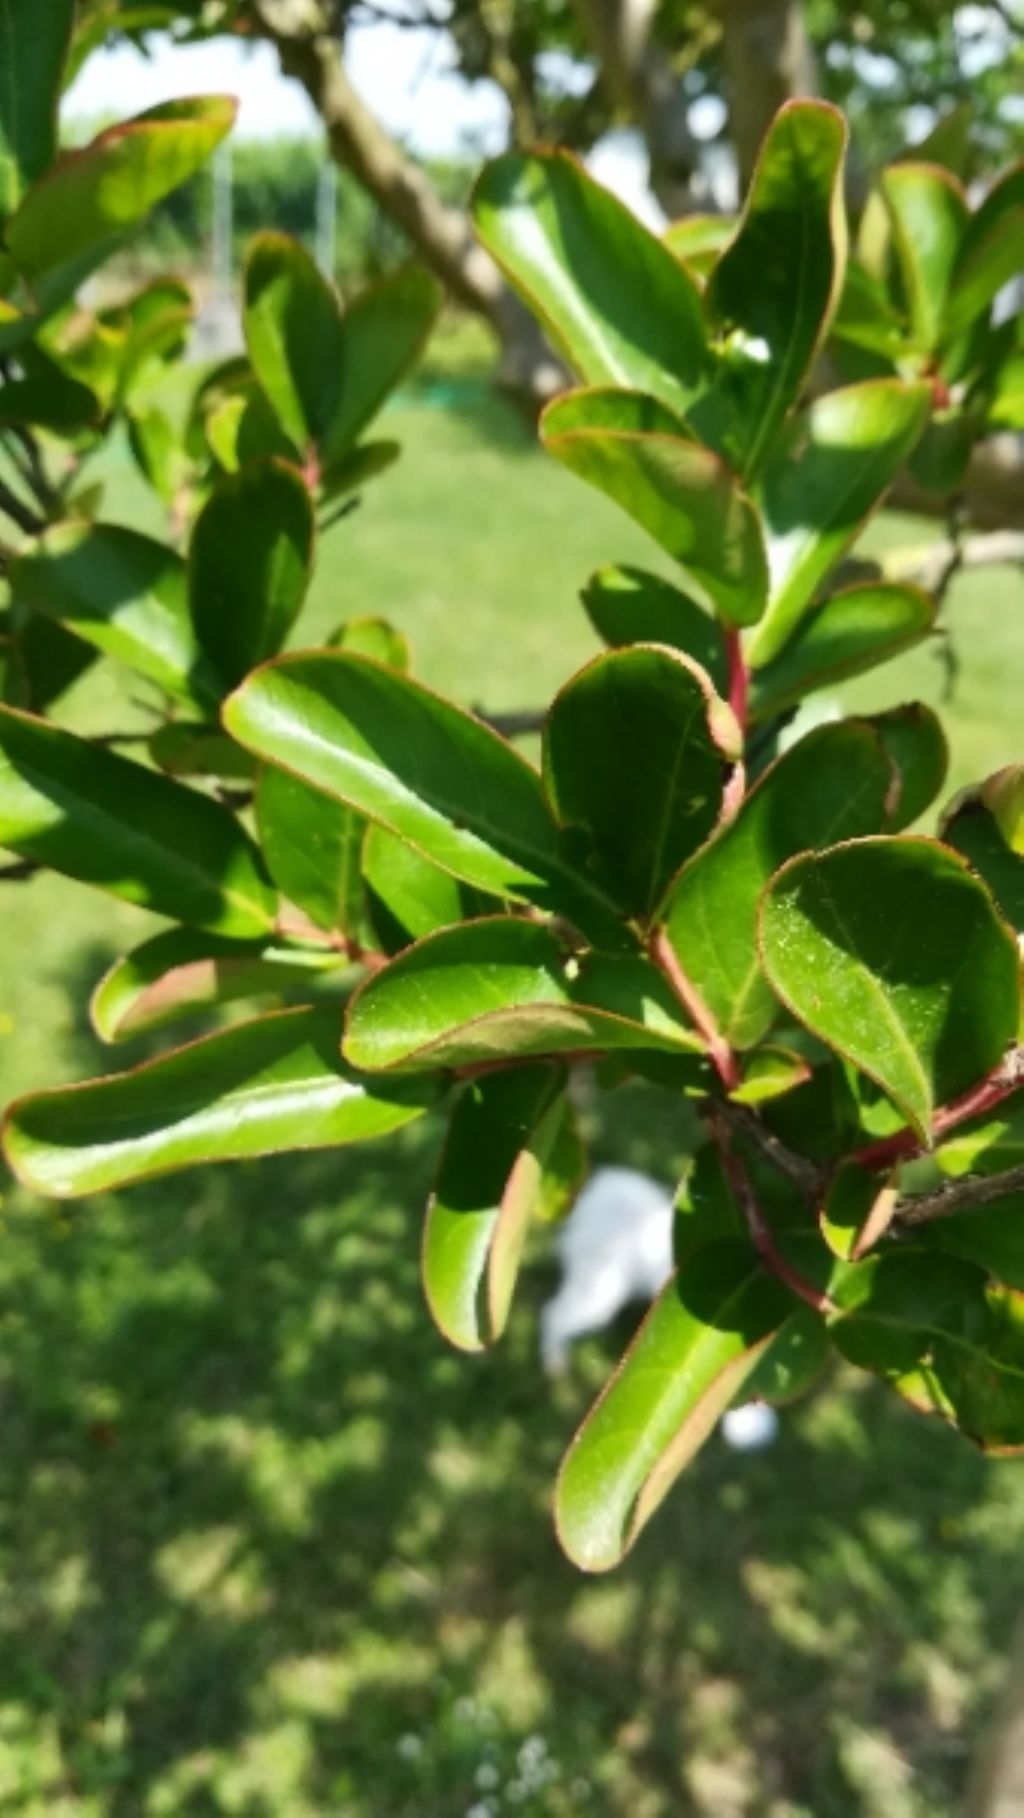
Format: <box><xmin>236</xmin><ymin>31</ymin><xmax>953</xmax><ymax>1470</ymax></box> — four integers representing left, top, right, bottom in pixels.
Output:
<box><xmin>748</xmin><ymin>380</ymin><xmax>932</xmax><ymax>665</ymax></box>
<box><xmin>0</xmin><ymin>705</ymin><xmax>275</xmax><ymax>935</ymax></box>
<box><xmin>729</xmin><ymin>1045</ymin><xmax>811</xmax><ymax>1107</ymax></box>
<box><xmin>472</xmin><ymin>148</ymin><xmax>709</xmax><ymax>417</ymax></box>
<box><xmin>2</xmin><ymin>1008</ymin><xmax>434</xmax><ymax>1198</ymax></box>
<box><xmin>321</xmin><ymin>266</ymin><xmax>442</xmax><ymax>462</ymax></box>
<box><xmin>663</xmin><ymin>721</ymin><xmax>894</xmax><ymax>1051</ymax></box>
<box><xmin>946</xmin><ymin>166</ymin><xmax>1024</xmax><ymax>340</ymax></box>
<box><xmin>149</xmin><ymin>722</ymin><xmax>255</xmax><ymax>784</ymax></box>
<box><xmin>555</xmin><ymin>1242</ymin><xmax>790</xmax><ymax>1570</ymax></box>
<box><xmin>581</xmin><ymin>565</ymin><xmax>726</xmax><ymax>691</ymax></box>
<box><xmin>943</xmin><ymin>774</ymin><xmax>1024</xmax><ymax>934</ymax></box>
<box><xmin>256</xmin><ymin>764</ymin><xmax>367</xmax><ymax>940</ymax></box>
<box><xmin>820</xmin><ymin>1161</ymin><xmax>898</xmax><ymax>1260</ymax></box>
<box><xmin>223</xmin><ymin>651</ymin><xmax>615</xmax><ymax>933</ymax></box>
<box><xmin>344</xmin><ymin>917</ymin><xmax>703</xmax><ymax>1074</ymax></box>
<box><xmin>127</xmin><ymin>405</ymin><xmax>184</xmax><ymax>503</ymax></box>
<box><xmin>423</xmin><ymin>1065</ymin><xmax>566</xmax><ymax>1351</ymax></box>
<box><xmin>0</xmin><ymin>344</ymin><xmax>99</xmax><ymax>428</ymax></box>
<box><xmin>700</xmin><ymin>100</ymin><xmax>848</xmax><ymax>478</ymax></box>
<box><xmin>760</xmin><ymin>837</ymin><xmax>1020</xmax><ymax>1141</ymax></box>
<box><xmin>362</xmin><ymin>822</ymin><xmax>479</xmax><ymax>946</ymax></box>
<box><xmin>327</xmin><ymin>615</ymin><xmax>410</xmax><ymax>671</ymax></box>
<box><xmin>743</xmin><ymin>1305</ymin><xmax>831</xmax><ymax>1406</ymax></box>
<box><xmin>881</xmin><ymin>163</ymin><xmax>968</xmax><ymax>353</ymax></box>
<box><xmin>1</xmin><ymin>610</ymin><xmax>95</xmax><ymax>712</ymax></box>
<box><xmin>0</xmin><ymin>0</ymin><xmax>75</xmax><ymax>215</ymax></box>
<box><xmin>543</xmin><ymin>644</ymin><xmax>740</xmax><ymax>920</ymax></box>
<box><xmin>662</xmin><ymin>214</ymin><xmax>735</xmax><ymax>277</ymax></box>
<box><xmin>541</xmin><ymin>404</ymin><xmax>767</xmax><ymax>627</ymax></box>
<box><xmin>243</xmin><ymin>231</ymin><xmax>344</xmax><ymax>452</ymax></box>
<box><xmin>319</xmin><ymin>439</ymin><xmax>401</xmax><ymax>504</ymax></box>
<box><xmin>909</xmin><ymin>410</ymin><xmax>974</xmax><ymax>495</ymax></box>
<box><xmin>1</xmin><ymin>98</ymin><xmax>236</xmax><ymax>336</ymax></box>
<box><xmin>189</xmin><ymin>457</ymin><xmax>314</xmax><ymax>691</ymax></box>
<box><xmin>540</xmin><ymin>385</ymin><xmax>692</xmax><ymax>441</ymax></box>
<box><xmin>936</xmin><ymin>1095</ymin><xmax>1024</xmax><ymax>1179</ymax></box>
<box><xmin>91</xmin><ymin>927</ymin><xmax>345</xmax><ymax>1043</ymax></box>
<box><xmin>988</xmin><ymin>347</ymin><xmax>1024</xmax><ymax>431</ymax></box>
<box><xmin>869</xmin><ymin>703</ymin><xmax>949</xmax><ymax>830</ymax></box>
<box><xmin>748</xmin><ymin>582</ymin><xmax>935</xmax><ymax>722</ymax></box>
<box><xmin>12</xmin><ymin>521</ymin><xmax>214</xmax><ymax>707</ymax></box>
<box><xmin>921</xmin><ymin>1186</ymin><xmax>1024</xmax><ymax>1291</ymax></box>
<box><xmin>829</xmin><ymin>1248</ymin><xmax>1024</xmax><ymax>1452</ymax></box>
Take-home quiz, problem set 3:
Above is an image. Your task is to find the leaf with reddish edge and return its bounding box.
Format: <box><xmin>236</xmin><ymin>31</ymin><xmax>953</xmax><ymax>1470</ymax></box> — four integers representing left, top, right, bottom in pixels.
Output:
<box><xmin>759</xmin><ymin>836</ymin><xmax>1020</xmax><ymax>1143</ymax></box>
<box><xmin>580</xmin><ymin>565</ymin><xmax>727</xmax><ymax>691</ymax></box>
<box><xmin>189</xmin><ymin>457</ymin><xmax>315</xmax><ymax>691</ymax></box>
<box><xmin>343</xmin><ymin>916</ymin><xmax>704</xmax><ymax>1075</ymax></box>
<box><xmin>870</xmin><ymin>703</ymin><xmax>949</xmax><ymax>830</ymax></box>
<box><xmin>2</xmin><ymin>1009</ymin><xmax>438</xmax><ymax>1199</ymax></box>
<box><xmin>730</xmin><ymin>1046</ymin><xmax>811</xmax><ymax>1107</ymax></box>
<box><xmin>472</xmin><ymin>147</ymin><xmax>709</xmax><ymax>417</ymax></box>
<box><xmin>555</xmin><ymin>1241</ymin><xmax>792</xmax><ymax>1570</ymax></box>
<box><xmin>423</xmin><ymin>1064</ymin><xmax>566</xmax><ymax>1351</ymax></box>
<box><xmin>820</xmin><ymin>1161</ymin><xmax>899</xmax><ymax>1261</ymax></box>
<box><xmin>91</xmin><ymin>928</ymin><xmax>347</xmax><ymax>1044</ymax></box>
<box><xmin>243</xmin><ymin>231</ymin><xmax>345</xmax><ymax>452</ymax></box>
<box><xmin>542</xmin><ymin>644</ymin><xmax>741</xmax><ymax>922</ymax></box>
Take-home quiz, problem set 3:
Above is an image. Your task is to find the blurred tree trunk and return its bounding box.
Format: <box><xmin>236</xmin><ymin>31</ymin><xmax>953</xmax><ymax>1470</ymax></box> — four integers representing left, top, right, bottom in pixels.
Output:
<box><xmin>715</xmin><ymin>0</ymin><xmax>817</xmax><ymax>186</ymax></box>
<box><xmin>241</xmin><ymin>0</ymin><xmax>563</xmax><ymax>404</ymax></box>
<box><xmin>570</xmin><ymin>0</ymin><xmax>708</xmax><ymax>216</ymax></box>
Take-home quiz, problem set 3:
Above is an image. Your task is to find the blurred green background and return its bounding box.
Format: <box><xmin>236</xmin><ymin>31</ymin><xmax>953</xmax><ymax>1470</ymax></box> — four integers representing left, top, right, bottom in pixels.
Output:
<box><xmin>2</xmin><ymin>334</ymin><xmax>1024</xmax><ymax>1816</ymax></box>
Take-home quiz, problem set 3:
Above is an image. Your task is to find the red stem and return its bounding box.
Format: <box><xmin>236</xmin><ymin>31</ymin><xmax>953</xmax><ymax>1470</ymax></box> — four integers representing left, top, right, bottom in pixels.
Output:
<box><xmin>725</xmin><ymin>626</ymin><xmax>748</xmax><ymax>731</ymax></box>
<box><xmin>852</xmin><ymin>1050</ymin><xmax>1024</xmax><ymax>1173</ymax></box>
<box><xmin>650</xmin><ymin>927</ymin><xmax>740</xmax><ymax>1091</ymax></box>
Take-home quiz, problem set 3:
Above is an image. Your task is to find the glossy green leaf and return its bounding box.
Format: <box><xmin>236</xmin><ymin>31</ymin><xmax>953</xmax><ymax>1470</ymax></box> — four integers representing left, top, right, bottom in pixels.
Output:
<box><xmin>543</xmin><ymin>644</ymin><xmax>740</xmax><ymax>919</ymax></box>
<box><xmin>327</xmin><ymin>615</ymin><xmax>410</xmax><ymax>671</ymax></box>
<box><xmin>91</xmin><ymin>927</ymin><xmax>345</xmax><ymax>1043</ymax></box>
<box><xmin>541</xmin><ymin>405</ymin><xmax>767</xmax><ymax>627</ymax></box>
<box><xmin>943</xmin><ymin>776</ymin><xmax>1024</xmax><ymax>934</ymax></box>
<box><xmin>881</xmin><ymin>163</ymin><xmax>968</xmax><ymax>352</ymax></box>
<box><xmin>936</xmin><ymin>1094</ymin><xmax>1024</xmax><ymax>1179</ymax></box>
<box><xmin>0</xmin><ymin>0</ymin><xmax>74</xmax><ymax>214</ymax></box>
<box><xmin>663</xmin><ymin>721</ymin><xmax>894</xmax><ymax>1051</ymax></box>
<box><xmin>362</xmin><ymin>822</ymin><xmax>478</xmax><ymax>946</ymax></box>
<box><xmin>760</xmin><ymin>837</ymin><xmax>1020</xmax><ymax>1142</ymax></box>
<box><xmin>0</xmin><ymin>706</ymin><xmax>275</xmax><ymax>935</ymax></box>
<box><xmin>256</xmin><ymin>764</ymin><xmax>367</xmax><ymax>940</ymax></box>
<box><xmin>820</xmin><ymin>1161</ymin><xmax>898</xmax><ymax>1260</ymax></box>
<box><xmin>189</xmin><ymin>458</ymin><xmax>314</xmax><ymax>691</ymax></box>
<box><xmin>662</xmin><ymin>214</ymin><xmax>735</xmax><ymax>276</ymax></box>
<box><xmin>127</xmin><ymin>405</ymin><xmax>185</xmax><ymax>503</ymax></box>
<box><xmin>748</xmin><ymin>582</ymin><xmax>935</xmax><ymax>722</ymax></box>
<box><xmin>0</xmin><ymin>345</ymin><xmax>99</xmax><ymax>428</ymax></box>
<box><xmin>1</xmin><ymin>98</ymin><xmax>235</xmax><ymax>335</ymax></box>
<box><xmin>748</xmin><ymin>380</ymin><xmax>932</xmax><ymax>665</ymax></box>
<box><xmin>12</xmin><ymin>521</ymin><xmax>214</xmax><ymax>707</ymax></box>
<box><xmin>149</xmin><ymin>722</ymin><xmax>255</xmax><ymax>783</ymax></box>
<box><xmin>223</xmin><ymin>652</ymin><xmax>615</xmax><ymax>932</ymax></box>
<box><xmin>870</xmin><ymin>703</ymin><xmax>949</xmax><ymax>830</ymax></box>
<box><xmin>243</xmin><ymin>232</ymin><xmax>344</xmax><ymax>451</ymax></box>
<box><xmin>344</xmin><ymin>917</ymin><xmax>703</xmax><ymax>1074</ymax></box>
<box><xmin>580</xmin><ymin>565</ymin><xmax>726</xmax><ymax>690</ymax></box>
<box><xmin>423</xmin><ymin>1065</ymin><xmax>566</xmax><ymax>1351</ymax></box>
<box><xmin>472</xmin><ymin>148</ymin><xmax>709</xmax><ymax>416</ymax></box>
<box><xmin>555</xmin><ymin>1242</ymin><xmax>790</xmax><ymax>1570</ymax></box>
<box><xmin>700</xmin><ymin>100</ymin><xmax>847</xmax><ymax>477</ymax></box>
<box><xmin>921</xmin><ymin>1189</ymin><xmax>1024</xmax><ymax>1291</ymax></box>
<box><xmin>829</xmin><ymin>1248</ymin><xmax>1024</xmax><ymax>1452</ymax></box>
<box><xmin>729</xmin><ymin>1045</ymin><xmax>811</xmax><ymax>1107</ymax></box>
<box><xmin>321</xmin><ymin>267</ymin><xmax>443</xmax><ymax>461</ymax></box>
<box><xmin>946</xmin><ymin>166</ymin><xmax>1024</xmax><ymax>340</ymax></box>
<box><xmin>989</xmin><ymin>348</ymin><xmax>1024</xmax><ymax>430</ymax></box>
<box><xmin>2</xmin><ymin>1008</ymin><xmax>433</xmax><ymax>1198</ymax></box>
<box><xmin>541</xmin><ymin>385</ymin><xmax>691</xmax><ymax>441</ymax></box>
<box><xmin>829</xmin><ymin>258</ymin><xmax>907</xmax><ymax>359</ymax></box>
<box><xmin>319</xmin><ymin>439</ymin><xmax>401</xmax><ymax>504</ymax></box>
<box><xmin>743</xmin><ymin>1305</ymin><xmax>831</xmax><ymax>1406</ymax></box>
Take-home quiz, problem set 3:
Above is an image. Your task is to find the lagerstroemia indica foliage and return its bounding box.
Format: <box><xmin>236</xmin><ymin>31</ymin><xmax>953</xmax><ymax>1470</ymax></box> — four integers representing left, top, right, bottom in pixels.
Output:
<box><xmin>3</xmin><ymin>17</ymin><xmax>1024</xmax><ymax>1569</ymax></box>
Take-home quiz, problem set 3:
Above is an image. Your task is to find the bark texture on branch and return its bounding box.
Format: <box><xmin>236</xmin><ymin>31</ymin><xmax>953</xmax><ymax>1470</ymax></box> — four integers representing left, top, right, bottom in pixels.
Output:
<box><xmin>570</xmin><ymin>0</ymin><xmax>709</xmax><ymax>215</ymax></box>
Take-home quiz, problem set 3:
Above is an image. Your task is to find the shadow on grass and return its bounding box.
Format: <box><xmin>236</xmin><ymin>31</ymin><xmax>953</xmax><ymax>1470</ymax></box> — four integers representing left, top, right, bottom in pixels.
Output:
<box><xmin>0</xmin><ymin>948</ymin><xmax>1021</xmax><ymax>1816</ymax></box>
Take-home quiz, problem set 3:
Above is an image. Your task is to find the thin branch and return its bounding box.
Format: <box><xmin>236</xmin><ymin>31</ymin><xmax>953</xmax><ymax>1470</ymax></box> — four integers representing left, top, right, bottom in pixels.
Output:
<box><xmin>650</xmin><ymin>925</ymin><xmax>740</xmax><ymax>1091</ymax></box>
<box><xmin>705</xmin><ymin>1102</ymin><xmax>831</xmax><ymax>1312</ymax></box>
<box><xmin>0</xmin><ymin>857</ymin><xmax>41</xmax><ymax>883</ymax></box>
<box><xmin>885</xmin><ymin>529</ymin><xmax>1024</xmax><ymax>596</ymax></box>
<box><xmin>0</xmin><ymin>471</ymin><xmax>42</xmax><ymax>536</ymax></box>
<box><xmin>853</xmin><ymin>1046</ymin><xmax>1024</xmax><ymax>1174</ymax></box>
<box><xmin>895</xmin><ymin>1163</ymin><xmax>1024</xmax><ymax>1229</ymax></box>
<box><xmin>712</xmin><ymin>1097</ymin><xmax>822</xmax><ymax>1197</ymax></box>
<box><xmin>476</xmin><ymin>705</ymin><xmax>545</xmax><ymax>738</ymax></box>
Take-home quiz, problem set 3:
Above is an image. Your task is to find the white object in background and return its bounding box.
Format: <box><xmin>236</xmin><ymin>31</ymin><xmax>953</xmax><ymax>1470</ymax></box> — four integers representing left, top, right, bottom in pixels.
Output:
<box><xmin>540</xmin><ymin>1167</ymin><xmax>674</xmax><ymax>1374</ymax></box>
<box><xmin>721</xmin><ymin>1402</ymin><xmax>780</xmax><ymax>1451</ymax></box>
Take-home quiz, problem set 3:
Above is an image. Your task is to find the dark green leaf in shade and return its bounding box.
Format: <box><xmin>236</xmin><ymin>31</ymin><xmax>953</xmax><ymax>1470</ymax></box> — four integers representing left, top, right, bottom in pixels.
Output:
<box><xmin>945</xmin><ymin>166</ymin><xmax>1024</xmax><ymax>340</ymax></box>
<box><xmin>542</xmin><ymin>644</ymin><xmax>741</xmax><ymax>920</ymax></box>
<box><xmin>223</xmin><ymin>652</ymin><xmax>617</xmax><ymax>934</ymax></box>
<box><xmin>423</xmin><ymin>1064</ymin><xmax>566</xmax><ymax>1351</ymax></box>
<box><xmin>0</xmin><ymin>345</ymin><xmax>99</xmax><ymax>429</ymax></box>
<box><xmin>920</xmin><ymin>1188</ymin><xmax>1024</xmax><ymax>1291</ymax></box>
<box><xmin>700</xmin><ymin>100</ymin><xmax>848</xmax><ymax>478</ymax></box>
<box><xmin>943</xmin><ymin>768</ymin><xmax>1024</xmax><ymax>933</ymax></box>
<box><xmin>748</xmin><ymin>583</ymin><xmax>935</xmax><ymax>722</ymax></box>
<box><xmin>729</xmin><ymin>1045</ymin><xmax>811</xmax><ymax>1107</ymax></box>
<box><xmin>243</xmin><ymin>232</ymin><xmax>345</xmax><ymax>451</ymax></box>
<box><xmin>759</xmin><ymin>837</ymin><xmax>1020</xmax><ymax>1141</ymax></box>
<box><xmin>663</xmin><ymin>721</ymin><xmax>894</xmax><ymax>1051</ymax></box>
<box><xmin>362</xmin><ymin>823</ymin><xmax>483</xmax><ymax>946</ymax></box>
<box><xmin>541</xmin><ymin>404</ymin><xmax>768</xmax><ymax>627</ymax></box>
<box><xmin>580</xmin><ymin>565</ymin><xmax>726</xmax><ymax>691</ymax></box>
<box><xmin>2</xmin><ymin>1008</ymin><xmax>435</xmax><ymax>1198</ymax></box>
<box><xmin>828</xmin><ymin>1248</ymin><xmax>1024</xmax><ymax>1452</ymax></box>
<box><xmin>189</xmin><ymin>457</ymin><xmax>314</xmax><ymax>691</ymax></box>
<box><xmin>319</xmin><ymin>439</ymin><xmax>401</xmax><ymax>505</ymax></box>
<box><xmin>0</xmin><ymin>705</ymin><xmax>275</xmax><ymax>935</ymax></box>
<box><xmin>868</xmin><ymin>703</ymin><xmax>949</xmax><ymax>829</ymax></box>
<box><xmin>880</xmin><ymin>163</ymin><xmax>968</xmax><ymax>352</ymax></box>
<box><xmin>0</xmin><ymin>0</ymin><xmax>75</xmax><ymax>214</ymax></box>
<box><xmin>662</xmin><ymin>214</ymin><xmax>735</xmax><ymax>277</ymax></box>
<box><xmin>256</xmin><ymin>764</ymin><xmax>367</xmax><ymax>940</ymax></box>
<box><xmin>149</xmin><ymin>722</ymin><xmax>256</xmax><ymax>783</ymax></box>
<box><xmin>91</xmin><ymin>927</ymin><xmax>346</xmax><ymax>1043</ymax></box>
<box><xmin>820</xmin><ymin>1160</ymin><xmax>898</xmax><ymax>1260</ymax></box>
<box><xmin>343</xmin><ymin>917</ymin><xmax>703</xmax><ymax>1074</ymax></box>
<box><xmin>12</xmin><ymin>521</ymin><xmax>216</xmax><ymax>708</ymax></box>
<box><xmin>1</xmin><ymin>611</ymin><xmax>95</xmax><ymax>712</ymax></box>
<box><xmin>748</xmin><ymin>380</ymin><xmax>932</xmax><ymax>665</ymax></box>
<box><xmin>321</xmin><ymin>267</ymin><xmax>443</xmax><ymax>462</ymax></box>
<box><xmin>554</xmin><ymin>1242</ymin><xmax>791</xmax><ymax>1570</ymax></box>
<box><xmin>472</xmin><ymin>148</ymin><xmax>709</xmax><ymax>417</ymax></box>
<box><xmin>743</xmin><ymin>1305</ymin><xmax>831</xmax><ymax>1406</ymax></box>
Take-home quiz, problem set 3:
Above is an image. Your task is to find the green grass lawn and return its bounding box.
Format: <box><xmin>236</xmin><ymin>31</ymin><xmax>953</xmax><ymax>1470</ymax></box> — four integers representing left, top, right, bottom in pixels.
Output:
<box><xmin>1</xmin><ymin>372</ymin><xmax>1024</xmax><ymax>1815</ymax></box>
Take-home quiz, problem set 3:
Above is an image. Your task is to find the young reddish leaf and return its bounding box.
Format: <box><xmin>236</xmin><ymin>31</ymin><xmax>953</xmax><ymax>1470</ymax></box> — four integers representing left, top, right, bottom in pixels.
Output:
<box><xmin>760</xmin><ymin>837</ymin><xmax>1020</xmax><ymax>1142</ymax></box>
<box><xmin>555</xmin><ymin>1243</ymin><xmax>791</xmax><ymax>1570</ymax></box>
<box><xmin>542</xmin><ymin>645</ymin><xmax>741</xmax><ymax>920</ymax></box>
<box><xmin>2</xmin><ymin>1009</ymin><xmax>435</xmax><ymax>1198</ymax></box>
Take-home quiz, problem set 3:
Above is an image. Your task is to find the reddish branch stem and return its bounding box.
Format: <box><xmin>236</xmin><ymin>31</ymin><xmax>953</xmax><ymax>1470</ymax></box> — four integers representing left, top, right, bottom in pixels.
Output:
<box><xmin>725</xmin><ymin>626</ymin><xmax>748</xmax><ymax>730</ymax></box>
<box><xmin>649</xmin><ymin>926</ymin><xmax>740</xmax><ymax>1090</ymax></box>
<box><xmin>852</xmin><ymin>1048</ymin><xmax>1024</xmax><ymax>1173</ymax></box>
<box><xmin>707</xmin><ymin>1106</ymin><xmax>831</xmax><ymax>1313</ymax></box>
